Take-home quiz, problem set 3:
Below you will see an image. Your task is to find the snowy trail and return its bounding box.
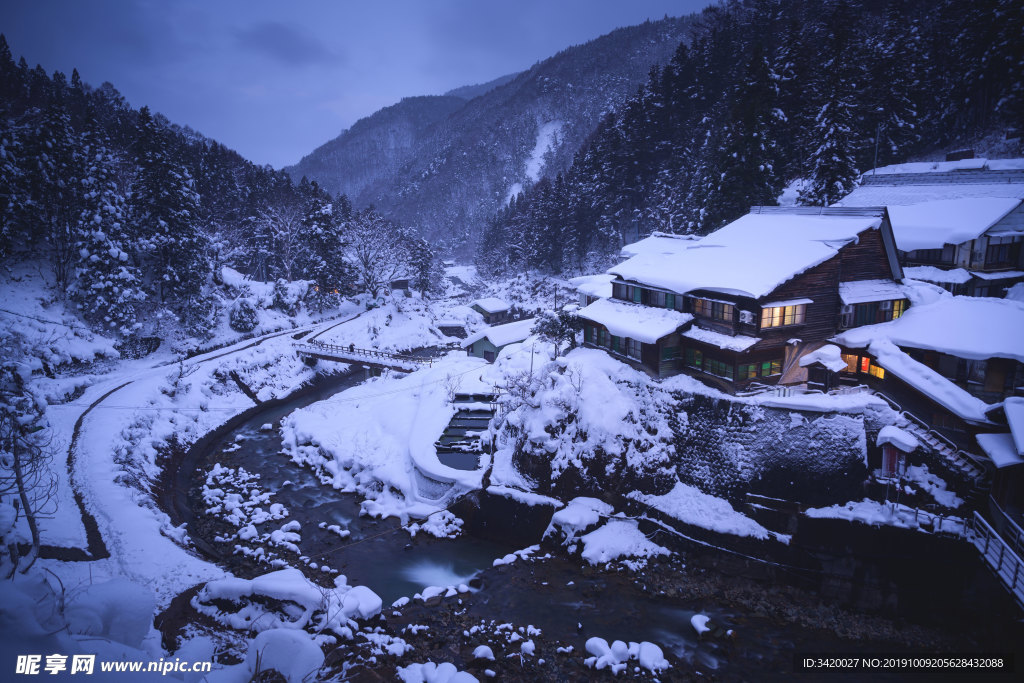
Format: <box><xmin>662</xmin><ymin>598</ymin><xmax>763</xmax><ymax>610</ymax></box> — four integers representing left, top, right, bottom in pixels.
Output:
<box><xmin>37</xmin><ymin>313</ymin><xmax>364</xmax><ymax>603</ymax></box>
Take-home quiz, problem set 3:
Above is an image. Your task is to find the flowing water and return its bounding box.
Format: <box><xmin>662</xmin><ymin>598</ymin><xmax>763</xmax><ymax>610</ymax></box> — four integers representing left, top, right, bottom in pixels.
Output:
<box><xmin>182</xmin><ymin>368</ymin><xmax>516</xmax><ymax>605</ymax></box>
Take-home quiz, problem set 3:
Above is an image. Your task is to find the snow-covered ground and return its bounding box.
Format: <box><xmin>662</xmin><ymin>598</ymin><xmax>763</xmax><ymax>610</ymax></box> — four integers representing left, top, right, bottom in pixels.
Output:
<box><xmin>2</xmin><ymin>263</ymin><xmax>970</xmax><ymax>681</ymax></box>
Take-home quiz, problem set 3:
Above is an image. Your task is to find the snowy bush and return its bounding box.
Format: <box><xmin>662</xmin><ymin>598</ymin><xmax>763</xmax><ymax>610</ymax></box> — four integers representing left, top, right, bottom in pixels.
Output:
<box><xmin>228</xmin><ymin>297</ymin><xmax>259</xmax><ymax>332</ymax></box>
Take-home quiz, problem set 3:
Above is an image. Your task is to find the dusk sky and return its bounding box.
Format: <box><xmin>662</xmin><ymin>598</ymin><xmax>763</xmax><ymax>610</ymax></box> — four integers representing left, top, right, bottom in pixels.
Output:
<box><xmin>1</xmin><ymin>0</ymin><xmax>712</xmax><ymax>169</ymax></box>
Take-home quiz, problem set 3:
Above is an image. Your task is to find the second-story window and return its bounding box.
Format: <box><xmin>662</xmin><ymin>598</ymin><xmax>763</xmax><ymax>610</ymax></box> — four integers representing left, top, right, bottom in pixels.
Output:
<box><xmin>760</xmin><ymin>304</ymin><xmax>806</xmax><ymax>328</ymax></box>
<box><xmin>692</xmin><ymin>297</ymin><xmax>734</xmax><ymax>322</ymax></box>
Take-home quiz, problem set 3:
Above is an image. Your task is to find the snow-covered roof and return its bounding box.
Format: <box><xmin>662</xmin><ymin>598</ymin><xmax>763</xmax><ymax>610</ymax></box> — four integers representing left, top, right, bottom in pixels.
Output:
<box><xmin>570</xmin><ymin>273</ymin><xmax>615</xmax><ymax>299</ymax></box>
<box><xmin>857</xmin><ymin>340</ymin><xmax>993</xmax><ymax>423</ymax></box>
<box><xmin>681</xmin><ymin>326</ymin><xmax>759</xmax><ymax>352</ymax></box>
<box><xmin>835</xmin><ymin>296</ymin><xmax>1024</xmax><ymax>363</ymax></box>
<box><xmin>877</xmin><ymin>425</ymin><xmax>920</xmax><ymax>452</ymax></box>
<box><xmin>619</xmin><ymin>232</ymin><xmax>700</xmax><ymax>259</ymax></box>
<box><xmin>611</xmin><ymin>212</ymin><xmax>883</xmax><ymax>300</ymax></box>
<box><xmin>972</xmin><ymin>269</ymin><xmax>1024</xmax><ymax>281</ymax></box>
<box><xmin>838</xmin><ymin>184</ymin><xmax>1024</xmax><ymax>206</ymax></box>
<box><xmin>461</xmin><ymin>318</ymin><xmax>535</xmax><ymax>349</ymax></box>
<box><xmin>903</xmin><ymin>266</ymin><xmax>973</xmax><ymax>285</ymax></box>
<box><xmin>799</xmin><ymin>344</ymin><xmax>847</xmax><ymax>372</ymax></box>
<box><xmin>471</xmin><ymin>297</ymin><xmax>510</xmax><ymax>313</ymax></box>
<box><xmin>976</xmin><ymin>433</ymin><xmax>1024</xmax><ymax>469</ymax></box>
<box><xmin>578</xmin><ymin>298</ymin><xmax>692</xmax><ymax>344</ymax></box>
<box><xmin>877</xmin><ymin>199</ymin><xmax>1023</xmax><ymax>251</ymax></box>
<box><xmin>1005</xmin><ymin>397</ymin><xmax>1024</xmax><ymax>458</ymax></box>
<box><xmin>838</xmin><ymin>279</ymin><xmax>908</xmax><ymax>305</ymax></box>
<box><xmin>865</xmin><ymin>158</ymin><xmax>1024</xmax><ymax>175</ymax></box>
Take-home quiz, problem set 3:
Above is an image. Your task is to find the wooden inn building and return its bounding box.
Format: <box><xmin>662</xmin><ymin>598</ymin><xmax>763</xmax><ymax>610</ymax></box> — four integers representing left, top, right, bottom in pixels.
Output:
<box><xmin>578</xmin><ymin>206</ymin><xmax>908</xmax><ymax>391</ymax></box>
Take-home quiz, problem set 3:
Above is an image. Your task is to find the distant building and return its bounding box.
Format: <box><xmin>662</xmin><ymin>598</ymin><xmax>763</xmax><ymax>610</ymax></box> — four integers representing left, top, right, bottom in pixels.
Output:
<box><xmin>470</xmin><ymin>297</ymin><xmax>511</xmax><ymax>325</ymax></box>
<box><xmin>580</xmin><ymin>206</ymin><xmax>905</xmax><ymax>389</ymax></box>
<box><xmin>462</xmin><ymin>318</ymin><xmax>535</xmax><ymax>362</ymax></box>
<box><xmin>837</xmin><ymin>159</ymin><xmax>1024</xmax><ymax>296</ymax></box>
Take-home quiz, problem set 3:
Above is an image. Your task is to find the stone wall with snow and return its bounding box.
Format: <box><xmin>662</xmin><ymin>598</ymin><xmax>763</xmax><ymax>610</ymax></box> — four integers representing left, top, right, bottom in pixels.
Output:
<box><xmin>497</xmin><ymin>351</ymin><xmax>868</xmax><ymax>507</ymax></box>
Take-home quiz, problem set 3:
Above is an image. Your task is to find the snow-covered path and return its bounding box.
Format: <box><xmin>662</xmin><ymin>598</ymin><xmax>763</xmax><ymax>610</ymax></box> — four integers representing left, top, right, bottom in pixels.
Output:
<box><xmin>39</xmin><ymin>313</ymin><xmax>362</xmax><ymax>605</ymax></box>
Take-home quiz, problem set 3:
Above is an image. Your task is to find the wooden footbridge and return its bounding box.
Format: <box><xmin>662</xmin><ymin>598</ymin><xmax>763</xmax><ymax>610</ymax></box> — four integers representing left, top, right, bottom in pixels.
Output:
<box><xmin>295</xmin><ymin>339</ymin><xmax>434</xmax><ymax>372</ymax></box>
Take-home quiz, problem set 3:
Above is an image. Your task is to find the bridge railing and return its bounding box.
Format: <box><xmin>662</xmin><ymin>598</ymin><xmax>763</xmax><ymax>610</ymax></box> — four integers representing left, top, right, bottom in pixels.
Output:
<box><xmin>297</xmin><ymin>339</ymin><xmax>433</xmax><ymax>365</ymax></box>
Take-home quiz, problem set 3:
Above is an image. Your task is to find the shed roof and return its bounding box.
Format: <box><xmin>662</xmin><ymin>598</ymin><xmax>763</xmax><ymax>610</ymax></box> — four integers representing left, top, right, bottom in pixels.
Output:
<box><xmin>578</xmin><ymin>298</ymin><xmax>692</xmax><ymax>344</ymax></box>
<box><xmin>471</xmin><ymin>297</ymin><xmax>510</xmax><ymax>313</ymax></box>
<box><xmin>462</xmin><ymin>318</ymin><xmax>535</xmax><ymax>349</ymax></box>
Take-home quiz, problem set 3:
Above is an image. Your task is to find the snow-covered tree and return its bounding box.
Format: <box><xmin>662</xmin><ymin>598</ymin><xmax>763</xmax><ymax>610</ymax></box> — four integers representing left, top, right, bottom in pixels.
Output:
<box><xmin>408</xmin><ymin>236</ymin><xmax>443</xmax><ymax>298</ymax></box>
<box><xmin>799</xmin><ymin>2</ymin><xmax>862</xmax><ymax>206</ymax></box>
<box><xmin>345</xmin><ymin>209</ymin><xmax>408</xmax><ymax>298</ymax></box>
<box><xmin>130</xmin><ymin>107</ymin><xmax>211</xmax><ymax>317</ymax></box>
<box><xmin>0</xmin><ymin>345</ymin><xmax>56</xmax><ymax>576</ymax></box>
<box><xmin>22</xmin><ymin>104</ymin><xmax>83</xmax><ymax>289</ymax></box>
<box><xmin>71</xmin><ymin>142</ymin><xmax>145</xmax><ymax>336</ymax></box>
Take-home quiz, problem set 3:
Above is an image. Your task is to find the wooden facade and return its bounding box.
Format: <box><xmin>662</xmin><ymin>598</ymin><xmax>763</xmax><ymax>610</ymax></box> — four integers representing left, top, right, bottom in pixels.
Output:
<box><xmin>582</xmin><ymin>207</ymin><xmax>908</xmax><ymax>391</ymax></box>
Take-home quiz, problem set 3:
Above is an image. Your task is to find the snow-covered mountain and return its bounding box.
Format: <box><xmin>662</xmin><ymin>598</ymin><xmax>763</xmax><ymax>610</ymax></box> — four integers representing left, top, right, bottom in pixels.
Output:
<box><xmin>286</xmin><ymin>17</ymin><xmax>693</xmax><ymax>248</ymax></box>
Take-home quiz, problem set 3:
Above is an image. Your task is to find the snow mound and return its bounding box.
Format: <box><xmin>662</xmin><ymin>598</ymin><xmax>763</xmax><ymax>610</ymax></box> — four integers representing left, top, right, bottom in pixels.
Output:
<box><xmin>397</xmin><ymin>661</ymin><xmax>478</xmax><ymax>683</ymax></box>
<box><xmin>244</xmin><ymin>629</ymin><xmax>324</xmax><ymax>683</ymax></box>
<box><xmin>584</xmin><ymin>637</ymin><xmax>670</xmax><ymax>674</ymax></box>
<box><xmin>579</xmin><ymin>518</ymin><xmax>670</xmax><ymax>565</ymax></box>
<box><xmin>628</xmin><ymin>481</ymin><xmax>771</xmax><ymax>540</ymax></box>
<box><xmin>192</xmin><ymin>568</ymin><xmax>381</xmax><ymax>638</ymax></box>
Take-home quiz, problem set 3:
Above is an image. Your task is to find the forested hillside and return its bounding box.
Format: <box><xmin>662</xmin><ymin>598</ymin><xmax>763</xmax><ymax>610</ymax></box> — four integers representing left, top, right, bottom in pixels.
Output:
<box><xmin>477</xmin><ymin>0</ymin><xmax>1024</xmax><ymax>276</ymax></box>
<box><xmin>290</xmin><ymin>17</ymin><xmax>694</xmax><ymax>252</ymax></box>
<box><xmin>0</xmin><ymin>38</ymin><xmax>431</xmax><ymax>341</ymax></box>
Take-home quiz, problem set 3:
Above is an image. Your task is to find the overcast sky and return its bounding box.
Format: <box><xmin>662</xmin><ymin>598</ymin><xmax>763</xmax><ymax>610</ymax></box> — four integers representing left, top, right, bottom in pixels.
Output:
<box><xmin>1</xmin><ymin>1</ymin><xmax>713</xmax><ymax>168</ymax></box>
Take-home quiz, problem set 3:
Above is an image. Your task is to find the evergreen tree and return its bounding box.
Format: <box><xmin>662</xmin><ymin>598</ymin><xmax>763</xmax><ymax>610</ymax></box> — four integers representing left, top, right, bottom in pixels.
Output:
<box><xmin>408</xmin><ymin>236</ymin><xmax>442</xmax><ymax>298</ymax></box>
<box><xmin>799</xmin><ymin>2</ymin><xmax>862</xmax><ymax>206</ymax></box>
<box><xmin>71</xmin><ymin>142</ymin><xmax>145</xmax><ymax>336</ymax></box>
<box><xmin>130</xmin><ymin>106</ymin><xmax>211</xmax><ymax>310</ymax></box>
<box><xmin>22</xmin><ymin>104</ymin><xmax>83</xmax><ymax>289</ymax></box>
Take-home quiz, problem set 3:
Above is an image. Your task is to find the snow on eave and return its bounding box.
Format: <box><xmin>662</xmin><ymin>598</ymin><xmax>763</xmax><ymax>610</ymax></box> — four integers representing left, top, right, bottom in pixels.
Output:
<box><xmin>570</xmin><ymin>273</ymin><xmax>615</xmax><ymax>299</ymax></box>
<box><xmin>578</xmin><ymin>298</ymin><xmax>692</xmax><ymax>344</ymax></box>
<box><xmin>838</xmin><ymin>279</ymin><xmax>908</xmax><ymax>305</ymax></box>
<box><xmin>863</xmin><ymin>340</ymin><xmax>993</xmax><ymax>424</ymax></box>
<box><xmin>682</xmin><ymin>326</ymin><xmax>759</xmax><ymax>352</ymax></box>
<box><xmin>877</xmin><ymin>425</ymin><xmax>920</xmax><ymax>452</ymax></box>
<box><xmin>976</xmin><ymin>433</ymin><xmax>1024</xmax><ymax>469</ymax></box>
<box><xmin>834</xmin><ymin>295</ymin><xmax>1024</xmax><ymax>364</ymax></box>
<box><xmin>461</xmin><ymin>318</ymin><xmax>535</xmax><ymax>349</ymax></box>
<box><xmin>471</xmin><ymin>297</ymin><xmax>510</xmax><ymax>313</ymax></box>
<box><xmin>862</xmin><ymin>158</ymin><xmax>1024</xmax><ymax>176</ymax></box>
<box><xmin>799</xmin><ymin>344</ymin><xmax>847</xmax><ymax>373</ymax></box>
<box><xmin>1004</xmin><ymin>397</ymin><xmax>1024</xmax><ymax>457</ymax></box>
<box><xmin>902</xmin><ymin>266</ymin><xmax>973</xmax><ymax>285</ymax></box>
<box><xmin>884</xmin><ymin>198</ymin><xmax>1022</xmax><ymax>251</ymax></box>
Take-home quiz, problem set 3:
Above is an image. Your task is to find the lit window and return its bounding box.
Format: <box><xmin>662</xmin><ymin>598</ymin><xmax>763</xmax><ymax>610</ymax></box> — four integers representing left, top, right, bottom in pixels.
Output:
<box><xmin>868</xmin><ymin>362</ymin><xmax>885</xmax><ymax>379</ymax></box>
<box><xmin>692</xmin><ymin>297</ymin><xmax>734</xmax><ymax>322</ymax></box>
<box><xmin>760</xmin><ymin>304</ymin><xmax>806</xmax><ymax>328</ymax></box>
<box><xmin>892</xmin><ymin>299</ymin><xmax>907</xmax><ymax>319</ymax></box>
<box><xmin>840</xmin><ymin>353</ymin><xmax>858</xmax><ymax>373</ymax></box>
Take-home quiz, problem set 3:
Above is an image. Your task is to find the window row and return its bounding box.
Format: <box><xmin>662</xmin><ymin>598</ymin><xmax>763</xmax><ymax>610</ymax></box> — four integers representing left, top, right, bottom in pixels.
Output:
<box><xmin>736</xmin><ymin>359</ymin><xmax>783</xmax><ymax>379</ymax></box>
<box><xmin>840</xmin><ymin>299</ymin><xmax>907</xmax><ymax>328</ymax></box>
<box><xmin>760</xmin><ymin>304</ymin><xmax>806</xmax><ymax>329</ymax></box>
<box><xmin>585</xmin><ymin>325</ymin><xmax>642</xmax><ymax>360</ymax></box>
<box><xmin>612</xmin><ymin>283</ymin><xmax>683</xmax><ymax>311</ymax></box>
<box><xmin>691</xmin><ymin>297</ymin><xmax>734</xmax><ymax>322</ymax></box>
<box><xmin>682</xmin><ymin>349</ymin><xmax>782</xmax><ymax>382</ymax></box>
